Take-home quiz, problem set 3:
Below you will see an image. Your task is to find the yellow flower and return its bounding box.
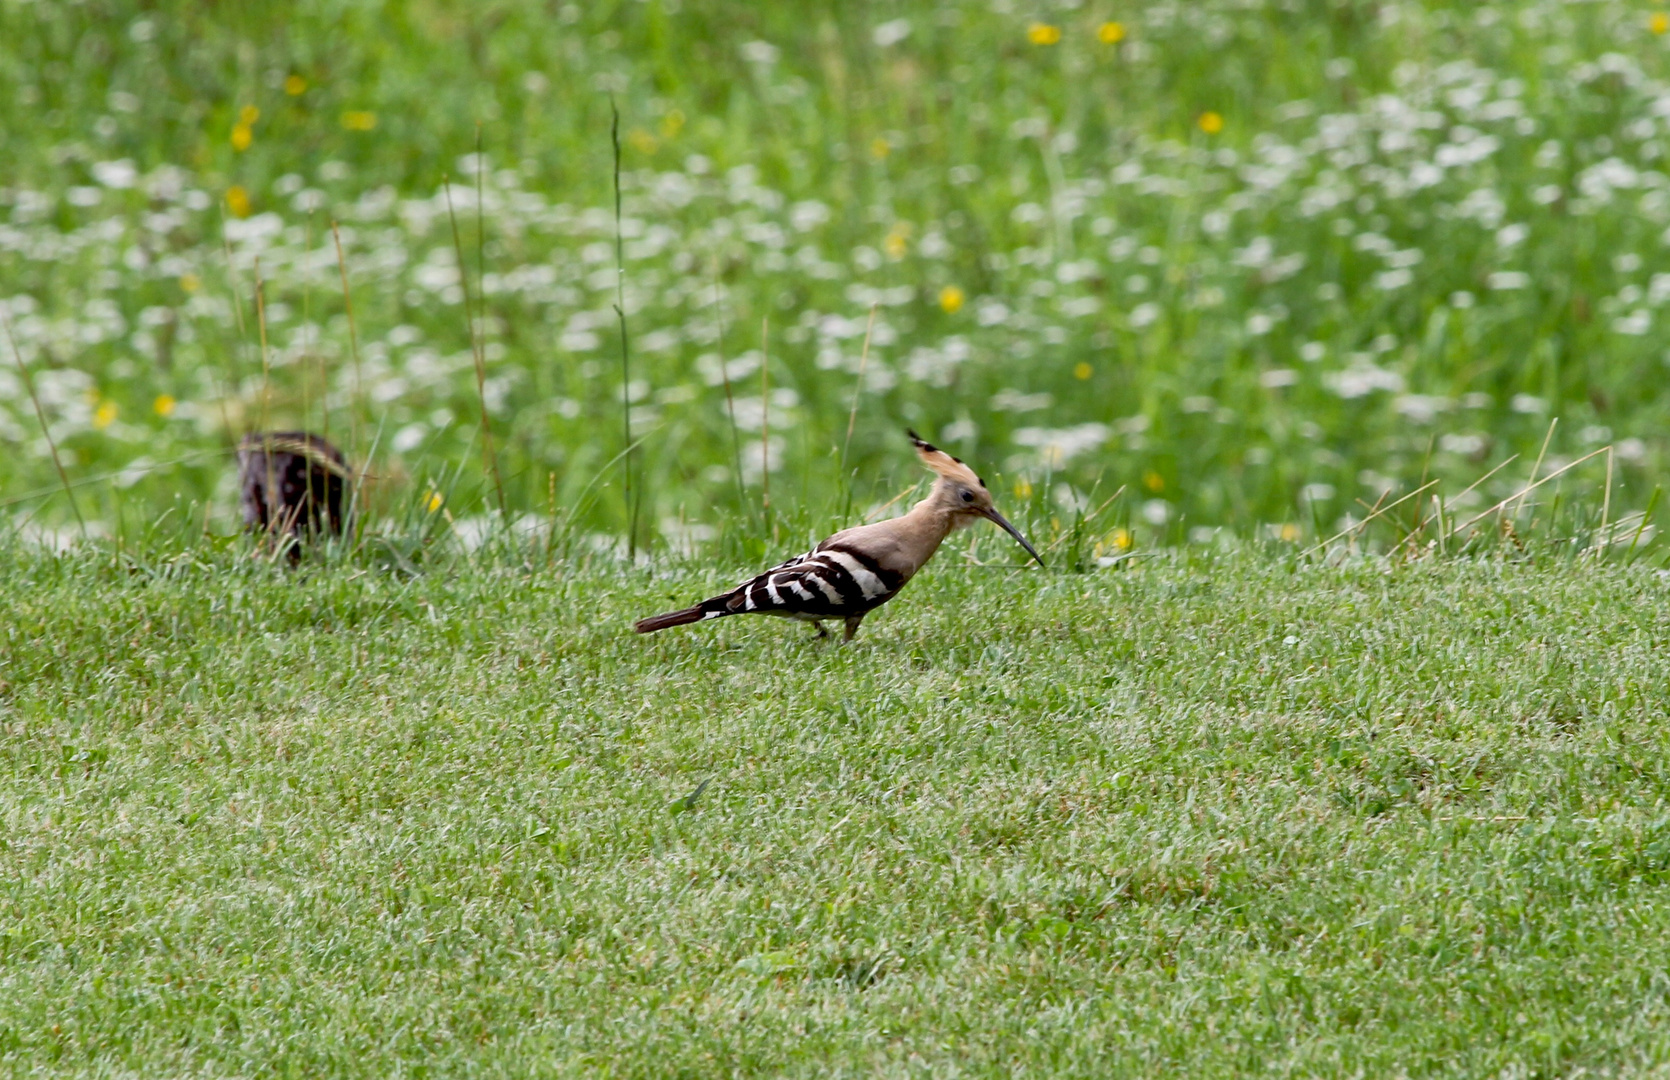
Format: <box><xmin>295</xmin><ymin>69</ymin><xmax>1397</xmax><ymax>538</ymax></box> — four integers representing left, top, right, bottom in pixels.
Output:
<box><xmin>1279</xmin><ymin>523</ymin><xmax>1300</xmax><ymax>542</ymax></box>
<box><xmin>884</xmin><ymin>223</ymin><xmax>910</xmax><ymax>259</ymax></box>
<box><xmin>93</xmin><ymin>401</ymin><xmax>118</xmax><ymax>430</ymax></box>
<box><xmin>153</xmin><ymin>394</ymin><xmax>176</xmax><ymax>417</ymax></box>
<box><xmin>1143</xmin><ymin>470</ymin><xmax>1164</xmax><ymax>492</ymax></box>
<box><xmin>1028</xmin><ymin>23</ymin><xmax>1062</xmax><ymax>45</ymax></box>
<box><xmin>1073</xmin><ymin>362</ymin><xmax>1093</xmax><ymax>380</ymax></box>
<box><xmin>1111</xmin><ymin>527</ymin><xmax>1133</xmax><ymax>551</ymax></box>
<box><xmin>628</xmin><ymin>128</ymin><xmax>658</xmax><ymax>154</ymax></box>
<box><xmin>939</xmin><ymin>285</ymin><xmax>965</xmax><ymax>314</ymax></box>
<box><xmin>870</xmin><ymin>136</ymin><xmax>891</xmax><ymax>160</ymax></box>
<box><xmin>231</xmin><ymin>123</ymin><xmax>252</xmax><ymax>151</ymax></box>
<box><xmin>1014</xmin><ymin>478</ymin><xmax>1033</xmax><ymax>500</ymax></box>
<box><xmin>284</xmin><ymin>75</ymin><xmax>308</xmax><ymax>96</ymax></box>
<box><xmin>660</xmin><ymin>109</ymin><xmax>685</xmax><ymax>138</ymax></box>
<box><xmin>1653</xmin><ymin>11</ymin><xmax>1670</xmax><ymax>34</ymax></box>
<box><xmin>341</xmin><ymin>111</ymin><xmax>377</xmax><ymax>132</ymax></box>
<box><xmin>180</xmin><ymin>273</ymin><xmax>201</xmax><ymax>293</ymax></box>
<box><xmin>1098</xmin><ymin>21</ymin><xmax>1126</xmax><ymax>43</ymax></box>
<box><xmin>225</xmin><ymin>185</ymin><xmax>251</xmax><ymax>218</ymax></box>
<box><xmin>424</xmin><ymin>491</ymin><xmax>444</xmax><ymax>513</ymax></box>
<box><xmin>1198</xmin><ymin>111</ymin><xmax>1224</xmax><ymax>135</ymax></box>
<box><xmin>239</xmin><ymin>104</ymin><xmax>260</xmax><ymax>125</ymax></box>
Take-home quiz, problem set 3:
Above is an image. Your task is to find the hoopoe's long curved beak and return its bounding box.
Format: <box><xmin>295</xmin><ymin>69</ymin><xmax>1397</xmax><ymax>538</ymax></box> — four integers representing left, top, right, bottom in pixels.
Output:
<box><xmin>983</xmin><ymin>507</ymin><xmax>1045</xmax><ymax>567</ymax></box>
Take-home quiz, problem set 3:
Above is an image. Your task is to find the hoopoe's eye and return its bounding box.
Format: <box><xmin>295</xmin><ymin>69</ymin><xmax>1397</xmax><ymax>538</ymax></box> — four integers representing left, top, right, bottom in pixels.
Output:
<box><xmin>961</xmin><ymin>489</ymin><xmax>975</xmax><ymax>503</ymax></box>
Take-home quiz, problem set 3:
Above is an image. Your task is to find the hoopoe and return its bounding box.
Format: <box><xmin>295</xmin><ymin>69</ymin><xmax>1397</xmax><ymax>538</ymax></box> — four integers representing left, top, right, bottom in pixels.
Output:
<box><xmin>237</xmin><ymin>431</ymin><xmax>351</xmax><ymax>559</ymax></box>
<box><xmin>635</xmin><ymin>431</ymin><xmax>1043</xmax><ymax>641</ymax></box>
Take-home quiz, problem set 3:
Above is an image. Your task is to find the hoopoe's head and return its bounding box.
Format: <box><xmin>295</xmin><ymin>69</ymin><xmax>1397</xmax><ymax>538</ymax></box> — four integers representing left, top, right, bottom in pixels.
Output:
<box><xmin>908</xmin><ymin>430</ymin><xmax>1044</xmax><ymax>566</ymax></box>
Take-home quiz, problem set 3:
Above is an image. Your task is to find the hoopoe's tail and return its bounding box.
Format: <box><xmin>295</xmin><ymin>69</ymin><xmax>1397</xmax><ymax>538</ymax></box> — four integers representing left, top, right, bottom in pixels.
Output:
<box><xmin>634</xmin><ymin>594</ymin><xmax>732</xmax><ymax>634</ymax></box>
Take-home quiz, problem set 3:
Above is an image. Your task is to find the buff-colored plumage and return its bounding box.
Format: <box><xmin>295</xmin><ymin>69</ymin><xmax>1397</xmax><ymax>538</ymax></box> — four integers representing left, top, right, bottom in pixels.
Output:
<box><xmin>634</xmin><ymin>431</ymin><xmax>1043</xmax><ymax>641</ymax></box>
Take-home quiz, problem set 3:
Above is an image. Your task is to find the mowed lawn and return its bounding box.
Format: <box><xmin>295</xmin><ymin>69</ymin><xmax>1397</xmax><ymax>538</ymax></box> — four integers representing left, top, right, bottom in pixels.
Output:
<box><xmin>3</xmin><ymin>548</ymin><xmax>1670</xmax><ymax>1076</ymax></box>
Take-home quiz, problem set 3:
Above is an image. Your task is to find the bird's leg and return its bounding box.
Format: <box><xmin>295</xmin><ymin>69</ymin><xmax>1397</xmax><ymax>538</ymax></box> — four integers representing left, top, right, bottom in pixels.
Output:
<box><xmin>843</xmin><ymin>614</ymin><xmax>865</xmax><ymax>642</ymax></box>
<box><xmin>810</xmin><ymin>620</ymin><xmax>829</xmax><ymax>639</ymax></box>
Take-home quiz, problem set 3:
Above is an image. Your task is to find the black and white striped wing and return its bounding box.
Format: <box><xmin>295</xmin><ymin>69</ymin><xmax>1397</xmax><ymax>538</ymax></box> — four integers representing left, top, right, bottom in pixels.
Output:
<box><xmin>726</xmin><ymin>543</ymin><xmax>904</xmax><ymax>619</ymax></box>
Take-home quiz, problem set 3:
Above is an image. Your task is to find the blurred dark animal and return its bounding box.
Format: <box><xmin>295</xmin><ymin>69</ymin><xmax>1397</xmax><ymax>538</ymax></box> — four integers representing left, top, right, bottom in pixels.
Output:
<box><xmin>237</xmin><ymin>432</ymin><xmax>351</xmax><ymax>559</ymax></box>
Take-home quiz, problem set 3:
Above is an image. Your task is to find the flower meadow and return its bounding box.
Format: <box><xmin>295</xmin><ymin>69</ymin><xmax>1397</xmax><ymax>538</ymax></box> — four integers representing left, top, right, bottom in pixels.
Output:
<box><xmin>5</xmin><ymin>0</ymin><xmax>1670</xmax><ymax>553</ymax></box>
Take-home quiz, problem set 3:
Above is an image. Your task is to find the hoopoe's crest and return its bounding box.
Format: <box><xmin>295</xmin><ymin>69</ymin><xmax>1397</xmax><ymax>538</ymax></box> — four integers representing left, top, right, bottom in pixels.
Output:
<box><xmin>634</xmin><ymin>430</ymin><xmax>1043</xmax><ymax>641</ymax></box>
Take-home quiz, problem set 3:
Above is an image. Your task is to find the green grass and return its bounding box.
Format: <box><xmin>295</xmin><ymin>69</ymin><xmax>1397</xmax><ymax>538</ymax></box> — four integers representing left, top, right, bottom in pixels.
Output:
<box><xmin>6</xmin><ymin>543</ymin><xmax>1670</xmax><ymax>1075</ymax></box>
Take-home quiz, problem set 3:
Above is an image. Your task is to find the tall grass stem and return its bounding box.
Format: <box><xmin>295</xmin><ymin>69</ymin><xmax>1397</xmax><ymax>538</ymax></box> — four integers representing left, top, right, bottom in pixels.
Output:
<box><xmin>839</xmin><ymin>303</ymin><xmax>879</xmax><ymax>495</ymax></box>
<box><xmin>760</xmin><ymin>315</ymin><xmax>771</xmax><ymax>539</ymax></box>
<box><xmin>611</xmin><ymin>99</ymin><xmax>639</xmax><ymax>561</ymax></box>
<box><xmin>331</xmin><ymin>222</ymin><xmax>366</xmax><ymax>525</ymax></box>
<box><xmin>712</xmin><ymin>263</ymin><xmax>745</xmax><ymax>514</ymax></box>
<box><xmin>444</xmin><ymin>176</ymin><xmax>507</xmax><ymax>519</ymax></box>
<box><xmin>3</xmin><ymin>309</ymin><xmax>85</xmax><ymax>541</ymax></box>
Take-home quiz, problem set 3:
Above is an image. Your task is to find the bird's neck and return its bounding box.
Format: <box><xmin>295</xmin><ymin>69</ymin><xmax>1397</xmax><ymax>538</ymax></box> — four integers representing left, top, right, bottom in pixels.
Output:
<box><xmin>898</xmin><ymin>493</ymin><xmax>958</xmax><ymax>559</ymax></box>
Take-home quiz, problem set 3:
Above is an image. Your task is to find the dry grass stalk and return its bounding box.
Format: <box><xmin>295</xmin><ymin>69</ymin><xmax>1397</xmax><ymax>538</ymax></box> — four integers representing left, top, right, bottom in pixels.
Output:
<box><xmin>1514</xmin><ymin>418</ymin><xmax>1559</xmax><ymax>521</ymax></box>
<box><xmin>1447</xmin><ymin>445</ymin><xmax>1612</xmax><ymax>540</ymax></box>
<box><xmin>840</xmin><ymin>303</ymin><xmax>879</xmax><ymax>478</ymax></box>
<box><xmin>1304</xmin><ymin>479</ymin><xmax>1438</xmax><ymax>558</ymax></box>
<box><xmin>331</xmin><ymin>222</ymin><xmax>366</xmax><ymax>471</ymax></box>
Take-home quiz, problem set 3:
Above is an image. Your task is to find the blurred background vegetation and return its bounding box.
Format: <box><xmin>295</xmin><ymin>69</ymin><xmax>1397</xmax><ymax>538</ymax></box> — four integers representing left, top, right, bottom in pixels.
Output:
<box><xmin>3</xmin><ymin>0</ymin><xmax>1668</xmax><ymax>555</ymax></box>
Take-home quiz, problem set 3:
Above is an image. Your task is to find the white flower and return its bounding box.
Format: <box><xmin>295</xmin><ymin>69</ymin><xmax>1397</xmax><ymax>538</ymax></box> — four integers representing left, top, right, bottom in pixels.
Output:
<box><xmin>1393</xmin><ymin>394</ymin><xmax>1451</xmax><ymax>423</ymax></box>
<box><xmin>392</xmin><ymin>424</ymin><xmax>428</xmax><ymax>453</ymax></box>
<box><xmin>975</xmin><ymin>298</ymin><xmax>1010</xmax><ymax>327</ymax></box>
<box><xmin>1325</xmin><ymin>363</ymin><xmax>1403</xmax><ymax>399</ymax></box>
<box><xmin>1234</xmin><ymin>236</ymin><xmax>1275</xmax><ymax>269</ymax></box>
<box><xmin>696</xmin><ymin>351</ymin><xmax>762</xmax><ymax>386</ymax></box>
<box><xmin>1578</xmin><ymin>157</ymin><xmax>1640</xmax><ymax>201</ymax></box>
<box><xmin>872</xmin><ymin>18</ymin><xmax>911</xmax><ymax>46</ymax></box>
<box><xmin>1440</xmin><ymin>433</ymin><xmax>1486</xmax><ymax>455</ymax></box>
<box><xmin>1409</xmin><ymin>162</ymin><xmax>1444</xmax><ymax>189</ymax></box>
<box><xmin>990</xmin><ymin>389</ymin><xmax>1054</xmax><ymax>413</ymax></box>
<box><xmin>1612</xmin><ymin>310</ymin><xmax>1651</xmax><ymax>336</ymax></box>
<box><xmin>1456</xmin><ymin>188</ymin><xmax>1506</xmax><ymax>227</ymax></box>
<box><xmin>1488</xmin><ymin>271</ymin><xmax>1531</xmax><ymax>290</ymax></box>
<box><xmin>1012</xmin><ymin>423</ymin><xmax>1113</xmax><ymax>466</ymax></box>
<box><xmin>91</xmin><ymin>159</ymin><xmax>138</xmax><ymax>189</ymax></box>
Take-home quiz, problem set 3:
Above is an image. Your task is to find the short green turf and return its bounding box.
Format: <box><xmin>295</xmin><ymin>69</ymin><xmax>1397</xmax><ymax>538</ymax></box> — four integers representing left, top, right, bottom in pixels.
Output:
<box><xmin>3</xmin><ymin>546</ymin><xmax>1670</xmax><ymax>1076</ymax></box>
